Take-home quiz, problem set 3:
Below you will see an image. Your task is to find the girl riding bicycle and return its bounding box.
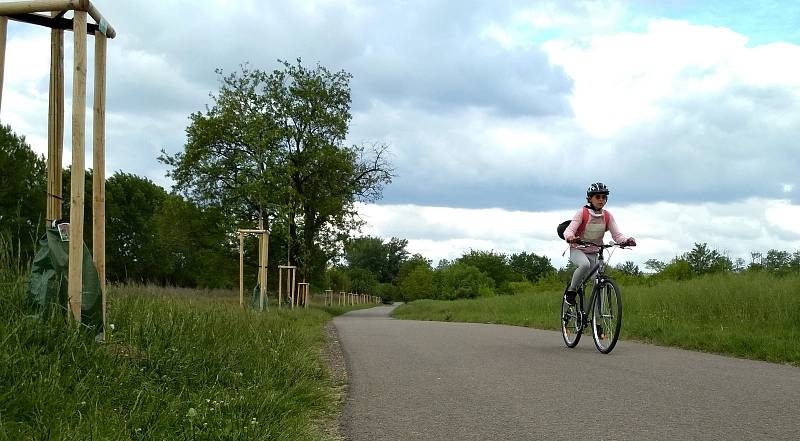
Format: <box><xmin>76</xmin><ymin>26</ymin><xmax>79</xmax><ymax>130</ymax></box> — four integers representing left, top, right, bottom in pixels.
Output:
<box><xmin>562</xmin><ymin>182</ymin><xmax>636</xmax><ymax>306</ymax></box>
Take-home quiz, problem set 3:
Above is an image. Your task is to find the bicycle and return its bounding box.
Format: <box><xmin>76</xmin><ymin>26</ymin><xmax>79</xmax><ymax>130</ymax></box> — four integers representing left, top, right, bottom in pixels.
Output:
<box><xmin>560</xmin><ymin>240</ymin><xmax>632</xmax><ymax>354</ymax></box>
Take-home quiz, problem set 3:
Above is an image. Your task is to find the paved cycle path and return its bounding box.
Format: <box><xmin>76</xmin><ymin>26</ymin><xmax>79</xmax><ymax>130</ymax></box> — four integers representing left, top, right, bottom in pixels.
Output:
<box><xmin>335</xmin><ymin>305</ymin><xmax>799</xmax><ymax>440</ymax></box>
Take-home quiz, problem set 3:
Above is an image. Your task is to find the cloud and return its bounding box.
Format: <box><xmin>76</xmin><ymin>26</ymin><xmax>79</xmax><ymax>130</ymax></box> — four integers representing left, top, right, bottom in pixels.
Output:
<box><xmin>359</xmin><ymin>198</ymin><xmax>800</xmax><ymax>269</ymax></box>
<box><xmin>354</xmin><ymin>17</ymin><xmax>800</xmax><ymax>210</ymax></box>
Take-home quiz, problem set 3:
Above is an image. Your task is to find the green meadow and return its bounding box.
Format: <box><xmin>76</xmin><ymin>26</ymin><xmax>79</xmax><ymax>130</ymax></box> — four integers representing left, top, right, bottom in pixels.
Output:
<box><xmin>0</xmin><ymin>246</ymin><xmax>361</xmax><ymax>440</ymax></box>
<box><xmin>394</xmin><ymin>272</ymin><xmax>800</xmax><ymax>365</ymax></box>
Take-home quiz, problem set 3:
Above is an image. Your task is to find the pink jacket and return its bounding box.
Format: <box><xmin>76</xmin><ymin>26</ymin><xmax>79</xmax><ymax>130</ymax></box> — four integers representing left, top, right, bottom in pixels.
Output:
<box><xmin>564</xmin><ymin>207</ymin><xmax>629</xmax><ymax>254</ymax></box>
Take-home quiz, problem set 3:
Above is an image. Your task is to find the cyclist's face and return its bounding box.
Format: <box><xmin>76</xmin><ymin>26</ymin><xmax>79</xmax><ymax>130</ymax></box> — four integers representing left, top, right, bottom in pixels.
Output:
<box><xmin>591</xmin><ymin>194</ymin><xmax>607</xmax><ymax>208</ymax></box>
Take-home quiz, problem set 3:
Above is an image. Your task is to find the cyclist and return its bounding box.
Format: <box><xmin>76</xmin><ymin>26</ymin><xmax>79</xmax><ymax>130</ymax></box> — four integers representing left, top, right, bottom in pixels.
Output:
<box><xmin>562</xmin><ymin>182</ymin><xmax>636</xmax><ymax>306</ymax></box>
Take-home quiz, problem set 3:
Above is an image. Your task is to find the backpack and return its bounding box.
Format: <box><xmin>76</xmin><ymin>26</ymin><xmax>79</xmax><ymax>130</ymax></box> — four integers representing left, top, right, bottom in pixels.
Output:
<box><xmin>557</xmin><ymin>206</ymin><xmax>610</xmax><ymax>240</ymax></box>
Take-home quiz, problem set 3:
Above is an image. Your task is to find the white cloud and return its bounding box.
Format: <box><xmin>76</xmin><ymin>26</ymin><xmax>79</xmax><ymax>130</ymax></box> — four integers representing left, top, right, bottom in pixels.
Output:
<box><xmin>359</xmin><ymin>198</ymin><xmax>800</xmax><ymax>270</ymax></box>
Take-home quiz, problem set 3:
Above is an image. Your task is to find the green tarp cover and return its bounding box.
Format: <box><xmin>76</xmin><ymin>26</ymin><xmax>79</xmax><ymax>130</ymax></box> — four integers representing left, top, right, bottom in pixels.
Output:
<box><xmin>252</xmin><ymin>283</ymin><xmax>268</xmax><ymax>310</ymax></box>
<box><xmin>27</xmin><ymin>227</ymin><xmax>103</xmax><ymax>329</ymax></box>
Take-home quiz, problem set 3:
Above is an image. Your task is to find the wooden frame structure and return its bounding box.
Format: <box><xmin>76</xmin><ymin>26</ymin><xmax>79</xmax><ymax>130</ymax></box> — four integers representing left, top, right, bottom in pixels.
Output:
<box><xmin>0</xmin><ymin>0</ymin><xmax>115</xmax><ymax>325</ymax></box>
<box><xmin>237</xmin><ymin>228</ymin><xmax>269</xmax><ymax>311</ymax></box>
<box><xmin>277</xmin><ymin>265</ymin><xmax>296</xmax><ymax>309</ymax></box>
<box><xmin>297</xmin><ymin>282</ymin><xmax>309</xmax><ymax>308</ymax></box>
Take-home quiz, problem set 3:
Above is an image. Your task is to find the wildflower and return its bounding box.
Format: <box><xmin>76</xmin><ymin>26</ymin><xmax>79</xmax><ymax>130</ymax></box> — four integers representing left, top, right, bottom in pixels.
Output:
<box><xmin>187</xmin><ymin>408</ymin><xmax>197</xmax><ymax>418</ymax></box>
<box><xmin>110</xmin><ymin>323</ymin><xmax>116</xmax><ymax>330</ymax></box>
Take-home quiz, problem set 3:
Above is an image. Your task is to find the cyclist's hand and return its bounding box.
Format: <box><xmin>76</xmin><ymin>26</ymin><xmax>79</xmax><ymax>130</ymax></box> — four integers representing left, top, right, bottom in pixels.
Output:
<box><xmin>624</xmin><ymin>238</ymin><xmax>636</xmax><ymax>247</ymax></box>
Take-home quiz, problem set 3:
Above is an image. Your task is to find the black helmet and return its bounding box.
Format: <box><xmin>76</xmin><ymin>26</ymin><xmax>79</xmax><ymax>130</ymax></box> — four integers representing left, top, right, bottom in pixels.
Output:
<box><xmin>587</xmin><ymin>182</ymin><xmax>609</xmax><ymax>196</ymax></box>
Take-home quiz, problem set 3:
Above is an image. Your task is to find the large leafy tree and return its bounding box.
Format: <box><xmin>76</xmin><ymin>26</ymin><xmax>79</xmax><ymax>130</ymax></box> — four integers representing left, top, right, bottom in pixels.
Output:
<box><xmin>457</xmin><ymin>250</ymin><xmax>524</xmax><ymax>293</ymax></box>
<box><xmin>0</xmin><ymin>125</ymin><xmax>46</xmax><ymax>260</ymax></box>
<box><xmin>684</xmin><ymin>242</ymin><xmax>732</xmax><ymax>275</ymax></box>
<box><xmin>344</xmin><ymin>236</ymin><xmax>409</xmax><ymax>283</ymax></box>
<box><xmin>161</xmin><ymin>59</ymin><xmax>392</xmax><ymax>283</ymax></box>
<box><xmin>509</xmin><ymin>251</ymin><xmax>555</xmax><ymax>283</ymax></box>
<box><xmin>104</xmin><ymin>172</ymin><xmax>168</xmax><ymax>283</ymax></box>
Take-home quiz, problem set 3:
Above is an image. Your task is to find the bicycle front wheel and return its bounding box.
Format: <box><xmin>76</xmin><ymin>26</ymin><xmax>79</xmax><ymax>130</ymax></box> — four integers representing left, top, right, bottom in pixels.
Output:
<box><xmin>592</xmin><ymin>280</ymin><xmax>622</xmax><ymax>354</ymax></box>
<box><xmin>561</xmin><ymin>296</ymin><xmax>582</xmax><ymax>348</ymax></box>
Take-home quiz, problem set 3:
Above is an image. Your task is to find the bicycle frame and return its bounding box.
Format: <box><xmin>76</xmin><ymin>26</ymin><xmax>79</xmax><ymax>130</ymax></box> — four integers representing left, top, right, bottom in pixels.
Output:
<box><xmin>574</xmin><ymin>245</ymin><xmax>614</xmax><ymax>329</ymax></box>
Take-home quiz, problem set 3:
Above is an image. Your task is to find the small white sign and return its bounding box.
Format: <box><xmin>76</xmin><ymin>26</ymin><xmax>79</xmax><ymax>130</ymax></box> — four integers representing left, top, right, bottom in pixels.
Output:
<box><xmin>57</xmin><ymin>223</ymin><xmax>70</xmax><ymax>242</ymax></box>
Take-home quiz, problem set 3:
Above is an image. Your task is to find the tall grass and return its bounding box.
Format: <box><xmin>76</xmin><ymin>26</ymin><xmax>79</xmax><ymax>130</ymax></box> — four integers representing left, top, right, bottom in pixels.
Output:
<box><xmin>0</xmin><ymin>236</ymin><xmax>357</xmax><ymax>440</ymax></box>
<box><xmin>394</xmin><ymin>272</ymin><xmax>800</xmax><ymax>365</ymax></box>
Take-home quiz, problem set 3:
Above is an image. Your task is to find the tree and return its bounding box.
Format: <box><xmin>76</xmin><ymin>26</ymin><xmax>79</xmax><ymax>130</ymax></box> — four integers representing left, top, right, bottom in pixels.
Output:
<box><xmin>344</xmin><ymin>236</ymin><xmax>409</xmax><ymax>283</ymax></box>
<box><xmin>644</xmin><ymin>259</ymin><xmax>666</xmax><ymax>274</ymax></box>
<box><xmin>764</xmin><ymin>249</ymin><xmax>792</xmax><ymax>275</ymax></box>
<box><xmin>347</xmin><ymin>267</ymin><xmax>379</xmax><ymax>295</ymax></box>
<box><xmin>434</xmin><ymin>262</ymin><xmax>495</xmax><ymax>300</ymax></box>
<box><xmin>0</xmin><ymin>125</ymin><xmax>46</xmax><ymax>260</ymax></box>
<box><xmin>397</xmin><ymin>254</ymin><xmax>433</xmax><ymax>301</ymax></box>
<box><xmin>457</xmin><ymin>250</ymin><xmax>523</xmax><ymax>293</ymax></box>
<box><xmin>684</xmin><ymin>243</ymin><xmax>731</xmax><ymax>275</ymax></box>
<box><xmin>326</xmin><ymin>266</ymin><xmax>351</xmax><ymax>293</ymax></box>
<box><xmin>161</xmin><ymin>59</ymin><xmax>392</xmax><ymax>283</ymax></box>
<box><xmin>509</xmin><ymin>251</ymin><xmax>555</xmax><ymax>283</ymax></box>
<box><xmin>151</xmin><ymin>195</ymin><xmax>236</xmax><ymax>288</ymax></box>
<box><xmin>104</xmin><ymin>172</ymin><xmax>168</xmax><ymax>283</ymax></box>
<box><xmin>614</xmin><ymin>261</ymin><xmax>641</xmax><ymax>276</ymax></box>
<box><xmin>398</xmin><ymin>253</ymin><xmax>433</xmax><ymax>281</ymax></box>
<box><xmin>399</xmin><ymin>265</ymin><xmax>434</xmax><ymax>301</ymax></box>
<box><xmin>659</xmin><ymin>258</ymin><xmax>693</xmax><ymax>281</ymax></box>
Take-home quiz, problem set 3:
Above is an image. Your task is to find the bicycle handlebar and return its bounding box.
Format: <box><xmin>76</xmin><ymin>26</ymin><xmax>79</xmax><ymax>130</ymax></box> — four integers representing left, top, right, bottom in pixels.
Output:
<box><xmin>570</xmin><ymin>239</ymin><xmax>635</xmax><ymax>249</ymax></box>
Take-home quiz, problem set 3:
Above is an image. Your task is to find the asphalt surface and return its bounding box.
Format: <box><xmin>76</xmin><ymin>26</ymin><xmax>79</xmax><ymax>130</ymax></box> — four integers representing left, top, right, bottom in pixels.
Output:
<box><xmin>335</xmin><ymin>305</ymin><xmax>800</xmax><ymax>441</ymax></box>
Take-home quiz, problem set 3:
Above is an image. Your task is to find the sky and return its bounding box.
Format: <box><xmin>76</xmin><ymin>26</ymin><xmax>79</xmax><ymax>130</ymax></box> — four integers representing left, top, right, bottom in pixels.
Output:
<box><xmin>2</xmin><ymin>0</ymin><xmax>800</xmax><ymax>270</ymax></box>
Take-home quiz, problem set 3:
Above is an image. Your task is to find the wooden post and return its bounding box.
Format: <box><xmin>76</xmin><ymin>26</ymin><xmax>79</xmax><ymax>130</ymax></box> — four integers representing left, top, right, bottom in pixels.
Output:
<box><xmin>290</xmin><ymin>267</ymin><xmax>296</xmax><ymax>309</ymax></box>
<box><xmin>278</xmin><ymin>265</ymin><xmax>283</xmax><ymax>308</ymax></box>
<box><xmin>0</xmin><ymin>16</ymin><xmax>7</xmax><ymax>113</ymax></box>
<box><xmin>239</xmin><ymin>232</ymin><xmax>244</xmax><ymax>307</ymax></box>
<box><xmin>47</xmin><ymin>18</ymin><xmax>64</xmax><ymax>225</ymax></box>
<box><xmin>92</xmin><ymin>30</ymin><xmax>106</xmax><ymax>331</ymax></box>
<box><xmin>258</xmin><ymin>231</ymin><xmax>267</xmax><ymax>311</ymax></box>
<box><xmin>263</xmin><ymin>229</ymin><xmax>269</xmax><ymax>308</ymax></box>
<box><xmin>67</xmin><ymin>9</ymin><xmax>87</xmax><ymax>323</ymax></box>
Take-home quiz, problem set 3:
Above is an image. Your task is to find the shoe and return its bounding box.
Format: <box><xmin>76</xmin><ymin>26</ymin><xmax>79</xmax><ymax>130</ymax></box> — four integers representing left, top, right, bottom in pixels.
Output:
<box><xmin>564</xmin><ymin>290</ymin><xmax>577</xmax><ymax>306</ymax></box>
<box><xmin>596</xmin><ymin>324</ymin><xmax>605</xmax><ymax>339</ymax></box>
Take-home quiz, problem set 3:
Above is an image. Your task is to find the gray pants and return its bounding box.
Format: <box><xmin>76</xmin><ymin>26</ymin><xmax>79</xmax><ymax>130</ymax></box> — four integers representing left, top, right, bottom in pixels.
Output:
<box><xmin>569</xmin><ymin>249</ymin><xmax>598</xmax><ymax>292</ymax></box>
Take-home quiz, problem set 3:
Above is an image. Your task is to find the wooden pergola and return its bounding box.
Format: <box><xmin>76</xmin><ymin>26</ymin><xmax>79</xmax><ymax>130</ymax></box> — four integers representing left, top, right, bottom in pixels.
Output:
<box><xmin>0</xmin><ymin>0</ymin><xmax>115</xmax><ymax>325</ymax></box>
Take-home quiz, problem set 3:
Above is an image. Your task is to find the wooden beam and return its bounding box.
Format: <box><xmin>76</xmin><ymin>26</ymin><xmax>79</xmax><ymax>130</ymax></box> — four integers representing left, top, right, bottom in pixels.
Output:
<box><xmin>0</xmin><ymin>0</ymin><xmax>84</xmax><ymax>15</ymax></box>
<box><xmin>67</xmin><ymin>9</ymin><xmax>86</xmax><ymax>323</ymax></box>
<box><xmin>6</xmin><ymin>12</ymin><xmax>100</xmax><ymax>34</ymax></box>
<box><xmin>0</xmin><ymin>16</ymin><xmax>7</xmax><ymax>114</ymax></box>
<box><xmin>87</xmin><ymin>2</ymin><xmax>114</xmax><ymax>38</ymax></box>
<box><xmin>92</xmin><ymin>30</ymin><xmax>106</xmax><ymax>331</ymax></box>
<box><xmin>47</xmin><ymin>17</ymin><xmax>64</xmax><ymax>225</ymax></box>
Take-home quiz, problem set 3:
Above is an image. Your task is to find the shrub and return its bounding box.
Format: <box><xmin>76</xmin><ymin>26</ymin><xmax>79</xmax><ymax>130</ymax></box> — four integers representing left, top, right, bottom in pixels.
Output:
<box><xmin>434</xmin><ymin>263</ymin><xmax>495</xmax><ymax>300</ymax></box>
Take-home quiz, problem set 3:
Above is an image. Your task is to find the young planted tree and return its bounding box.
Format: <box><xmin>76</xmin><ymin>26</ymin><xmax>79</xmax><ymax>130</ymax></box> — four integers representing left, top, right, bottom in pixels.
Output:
<box><xmin>161</xmin><ymin>59</ymin><xmax>392</xmax><ymax>282</ymax></box>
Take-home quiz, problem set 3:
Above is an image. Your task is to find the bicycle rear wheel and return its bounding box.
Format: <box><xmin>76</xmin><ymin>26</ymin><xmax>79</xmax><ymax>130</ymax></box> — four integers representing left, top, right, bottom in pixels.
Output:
<box><xmin>592</xmin><ymin>279</ymin><xmax>621</xmax><ymax>354</ymax></box>
<box><xmin>561</xmin><ymin>297</ymin><xmax>581</xmax><ymax>348</ymax></box>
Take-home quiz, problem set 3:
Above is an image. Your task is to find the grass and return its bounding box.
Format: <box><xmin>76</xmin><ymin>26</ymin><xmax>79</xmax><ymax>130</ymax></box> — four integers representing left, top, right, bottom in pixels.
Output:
<box><xmin>394</xmin><ymin>272</ymin><xmax>800</xmax><ymax>365</ymax></box>
<box><xmin>0</xmin><ymin>241</ymin><xmax>364</xmax><ymax>440</ymax></box>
